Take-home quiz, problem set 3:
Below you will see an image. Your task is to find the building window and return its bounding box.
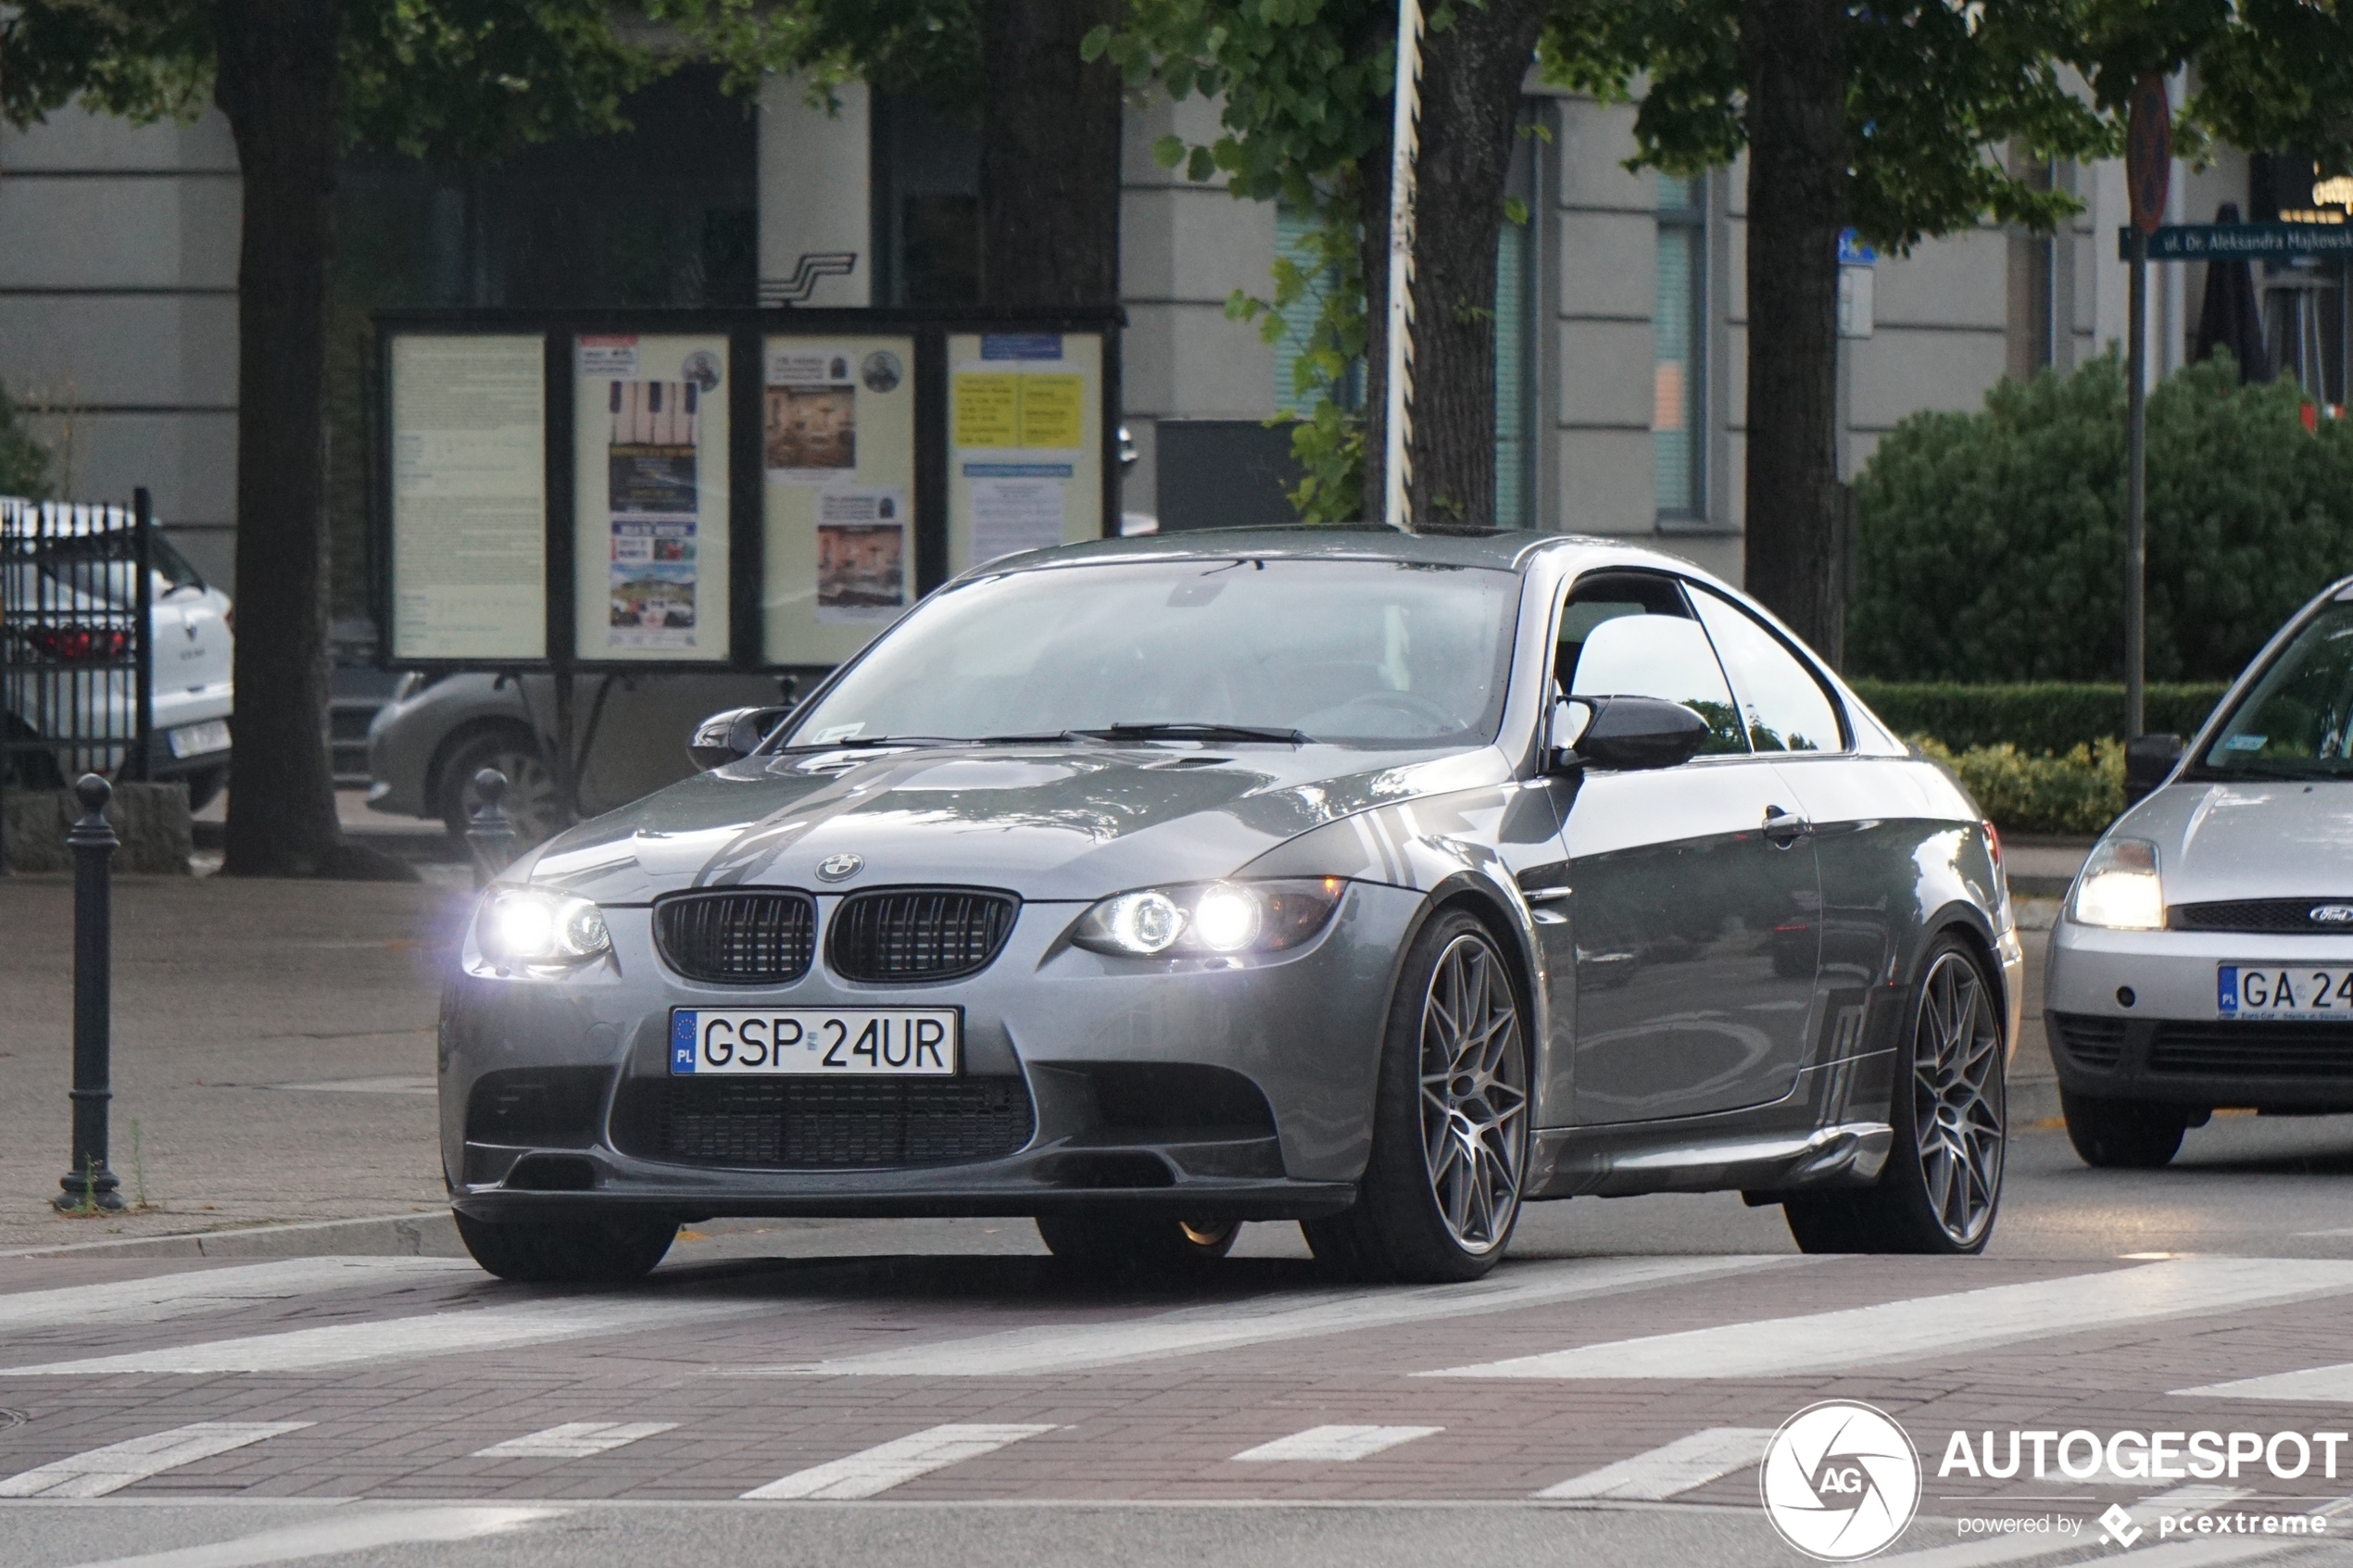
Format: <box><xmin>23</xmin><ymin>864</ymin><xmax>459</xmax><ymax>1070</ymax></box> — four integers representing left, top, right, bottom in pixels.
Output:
<box><xmin>1654</xmin><ymin>172</ymin><xmax>1706</xmax><ymax>520</ymax></box>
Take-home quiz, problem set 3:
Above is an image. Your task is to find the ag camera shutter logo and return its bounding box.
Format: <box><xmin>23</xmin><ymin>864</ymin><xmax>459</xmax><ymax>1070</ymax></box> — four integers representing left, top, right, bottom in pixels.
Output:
<box><xmin>1760</xmin><ymin>1400</ymin><xmax>1922</xmax><ymax>1561</ymax></box>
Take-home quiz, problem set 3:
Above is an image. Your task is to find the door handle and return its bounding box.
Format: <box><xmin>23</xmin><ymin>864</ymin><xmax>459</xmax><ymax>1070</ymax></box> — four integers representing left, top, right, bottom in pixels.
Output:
<box><xmin>1763</xmin><ymin>805</ymin><xmax>1812</xmax><ymax>847</ymax></box>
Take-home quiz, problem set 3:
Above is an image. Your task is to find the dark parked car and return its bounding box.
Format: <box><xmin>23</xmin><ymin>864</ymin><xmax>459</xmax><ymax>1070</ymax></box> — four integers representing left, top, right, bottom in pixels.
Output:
<box><xmin>442</xmin><ymin>529</ymin><xmax>2020</xmax><ymax>1286</ymax></box>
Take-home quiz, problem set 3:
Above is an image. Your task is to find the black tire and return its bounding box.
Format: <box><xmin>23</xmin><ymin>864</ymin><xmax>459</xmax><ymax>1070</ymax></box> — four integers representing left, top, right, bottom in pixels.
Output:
<box><xmin>1784</xmin><ymin>935</ymin><xmax>2007</xmax><ymax>1256</ymax></box>
<box><xmin>454</xmin><ymin>1210</ymin><xmax>675</xmax><ymax>1284</ymax></box>
<box><xmin>1034</xmin><ymin>1212</ymin><xmax>1239</xmax><ymax>1275</ymax></box>
<box><xmin>1302</xmin><ymin>908</ymin><xmax>1531</xmax><ymax>1284</ymax></box>
<box><xmin>181</xmin><ymin>767</ymin><xmax>225</xmax><ymax>812</ymax></box>
<box><xmin>2061</xmin><ymin>1090</ymin><xmax>2187</xmax><ymax>1169</ymax></box>
<box><xmin>436</xmin><ymin>727</ymin><xmax>561</xmax><ymax>846</ymax></box>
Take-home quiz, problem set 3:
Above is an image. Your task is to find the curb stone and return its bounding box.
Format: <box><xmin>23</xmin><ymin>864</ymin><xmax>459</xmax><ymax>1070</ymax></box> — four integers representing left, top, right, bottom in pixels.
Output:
<box><xmin>0</xmin><ymin>1210</ymin><xmax>463</xmax><ymax>1261</ymax></box>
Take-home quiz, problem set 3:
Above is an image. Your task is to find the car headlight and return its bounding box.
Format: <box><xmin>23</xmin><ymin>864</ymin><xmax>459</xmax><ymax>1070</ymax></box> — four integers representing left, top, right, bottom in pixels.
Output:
<box><xmin>2070</xmin><ymin>837</ymin><xmax>2164</xmax><ymax>930</ymax></box>
<box><xmin>478</xmin><ymin>887</ymin><xmax>611</xmax><ymax>966</ymax></box>
<box><xmin>1073</xmin><ymin>879</ymin><xmax>1345</xmax><ymax>957</ymax></box>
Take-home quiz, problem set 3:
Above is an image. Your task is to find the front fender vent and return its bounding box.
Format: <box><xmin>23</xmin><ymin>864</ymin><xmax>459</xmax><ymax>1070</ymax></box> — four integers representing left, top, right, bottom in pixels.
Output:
<box><xmin>654</xmin><ymin>889</ymin><xmax>817</xmax><ymax>985</ymax></box>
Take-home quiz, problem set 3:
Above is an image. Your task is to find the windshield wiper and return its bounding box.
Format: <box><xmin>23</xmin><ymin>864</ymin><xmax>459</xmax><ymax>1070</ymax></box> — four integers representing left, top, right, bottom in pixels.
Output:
<box><xmin>1086</xmin><ymin>721</ymin><xmax>1312</xmax><ymax>745</ymax></box>
<box><xmin>777</xmin><ymin>731</ymin><xmax>1081</xmax><ymax>752</ymax></box>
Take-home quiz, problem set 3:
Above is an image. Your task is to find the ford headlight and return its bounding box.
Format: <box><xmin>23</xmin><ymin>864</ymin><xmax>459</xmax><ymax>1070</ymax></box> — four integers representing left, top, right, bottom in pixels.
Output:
<box><xmin>479</xmin><ymin>887</ymin><xmax>611</xmax><ymax>966</ymax></box>
<box><xmin>2070</xmin><ymin>837</ymin><xmax>2164</xmax><ymax>930</ymax></box>
<box><xmin>1073</xmin><ymin>879</ymin><xmax>1345</xmax><ymax>957</ymax></box>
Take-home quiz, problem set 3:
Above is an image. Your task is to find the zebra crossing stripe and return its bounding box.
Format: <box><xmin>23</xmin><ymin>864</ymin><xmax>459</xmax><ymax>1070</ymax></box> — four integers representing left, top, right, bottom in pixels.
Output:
<box><xmin>1428</xmin><ymin>1258</ymin><xmax>2353</xmax><ymax>1380</ymax></box>
<box><xmin>53</xmin><ymin>1506</ymin><xmax>561</xmax><ymax>1568</ymax></box>
<box><xmin>0</xmin><ymin>1422</ymin><xmax>311</xmax><ymax>1499</ymax></box>
<box><xmin>749</xmin><ymin>1255</ymin><xmax>1794</xmax><ymax>1378</ymax></box>
<box><xmin>2175</xmin><ymin>1360</ymin><xmax>2353</xmax><ymax>1401</ymax></box>
<box><xmin>1231</xmin><ymin>1426</ymin><xmax>1442</xmax><ymax>1462</ymax></box>
<box><xmin>740</xmin><ymin>1424</ymin><xmax>1060</xmax><ymax>1500</ymax></box>
<box><xmin>1535</xmin><ymin>1428</ymin><xmax>1774</xmax><ymax>1500</ymax></box>
<box><xmin>0</xmin><ymin>1257</ymin><xmax>472</xmax><ymax>1335</ymax></box>
<box><xmin>472</xmin><ymin>1422</ymin><xmax>677</xmax><ymax>1459</ymax></box>
<box><xmin>0</xmin><ymin>1297</ymin><xmax>768</xmax><ymax>1375</ymax></box>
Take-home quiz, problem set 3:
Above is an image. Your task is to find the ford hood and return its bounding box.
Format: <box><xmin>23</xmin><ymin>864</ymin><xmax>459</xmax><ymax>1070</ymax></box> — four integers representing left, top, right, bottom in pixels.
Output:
<box><xmin>2112</xmin><ymin>778</ymin><xmax>2353</xmax><ymax>905</ymax></box>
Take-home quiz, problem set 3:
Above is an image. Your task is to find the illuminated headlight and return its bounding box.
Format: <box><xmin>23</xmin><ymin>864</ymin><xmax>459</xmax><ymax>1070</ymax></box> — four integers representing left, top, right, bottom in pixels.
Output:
<box><xmin>479</xmin><ymin>887</ymin><xmax>611</xmax><ymax>966</ymax></box>
<box><xmin>1073</xmin><ymin>879</ymin><xmax>1345</xmax><ymax>958</ymax></box>
<box><xmin>2070</xmin><ymin>837</ymin><xmax>2164</xmax><ymax>930</ymax></box>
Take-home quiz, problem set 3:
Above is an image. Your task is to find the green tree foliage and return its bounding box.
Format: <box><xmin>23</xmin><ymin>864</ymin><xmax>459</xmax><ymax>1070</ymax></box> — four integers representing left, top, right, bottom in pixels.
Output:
<box><xmin>1848</xmin><ymin>353</ymin><xmax>2353</xmax><ymax>684</ymax></box>
<box><xmin>0</xmin><ymin>383</ymin><xmax>55</xmax><ymax>501</ymax></box>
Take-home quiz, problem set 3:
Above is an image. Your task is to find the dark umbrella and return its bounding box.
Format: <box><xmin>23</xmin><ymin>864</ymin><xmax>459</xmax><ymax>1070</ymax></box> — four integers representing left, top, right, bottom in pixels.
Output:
<box><xmin>2191</xmin><ymin>202</ymin><xmax>2273</xmax><ymax>383</ymax></box>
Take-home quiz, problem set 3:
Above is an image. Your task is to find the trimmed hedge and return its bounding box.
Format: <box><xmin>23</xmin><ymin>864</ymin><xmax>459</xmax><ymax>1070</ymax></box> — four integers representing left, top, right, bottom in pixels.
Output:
<box><xmin>1848</xmin><ymin>681</ymin><xmax>2227</xmax><ymax>754</ymax></box>
<box><xmin>1914</xmin><ymin>737</ymin><xmax>2123</xmax><ymax>837</ymax></box>
<box><xmin>1848</xmin><ymin>352</ymin><xmax>2353</xmax><ymax>683</ymax></box>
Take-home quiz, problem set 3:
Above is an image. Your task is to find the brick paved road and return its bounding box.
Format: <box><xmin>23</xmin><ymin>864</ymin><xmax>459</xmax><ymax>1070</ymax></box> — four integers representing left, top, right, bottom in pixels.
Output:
<box><xmin>6</xmin><ymin>1117</ymin><xmax>2353</xmax><ymax>1567</ymax></box>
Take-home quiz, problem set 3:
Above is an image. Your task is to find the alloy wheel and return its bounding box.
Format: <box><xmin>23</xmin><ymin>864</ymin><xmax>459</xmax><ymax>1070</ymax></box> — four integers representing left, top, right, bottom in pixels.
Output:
<box><xmin>1416</xmin><ymin>932</ymin><xmax>1529</xmax><ymax>1253</ymax></box>
<box><xmin>1910</xmin><ymin>950</ymin><xmax>2006</xmax><ymax>1248</ymax></box>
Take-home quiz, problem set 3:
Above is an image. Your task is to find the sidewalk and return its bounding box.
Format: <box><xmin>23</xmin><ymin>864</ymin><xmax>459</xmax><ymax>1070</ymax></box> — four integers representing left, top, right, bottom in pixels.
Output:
<box><xmin>0</xmin><ymin>874</ymin><xmax>463</xmax><ymax>1251</ymax></box>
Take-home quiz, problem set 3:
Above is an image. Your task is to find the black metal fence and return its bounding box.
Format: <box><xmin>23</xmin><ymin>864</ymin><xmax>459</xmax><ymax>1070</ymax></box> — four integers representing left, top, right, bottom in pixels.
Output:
<box><xmin>1</xmin><ymin>493</ymin><xmax>156</xmax><ymax>868</ymax></box>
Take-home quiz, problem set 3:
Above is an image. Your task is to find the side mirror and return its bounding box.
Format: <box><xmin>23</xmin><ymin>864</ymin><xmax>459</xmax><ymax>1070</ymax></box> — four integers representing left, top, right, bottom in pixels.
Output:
<box><xmin>1553</xmin><ymin>695</ymin><xmax>1711</xmax><ymax>773</ymax></box>
<box><xmin>2123</xmin><ymin>732</ymin><xmax>2183</xmax><ymax>806</ymax></box>
<box><xmin>689</xmin><ymin>706</ymin><xmax>790</xmax><ymax>771</ymax></box>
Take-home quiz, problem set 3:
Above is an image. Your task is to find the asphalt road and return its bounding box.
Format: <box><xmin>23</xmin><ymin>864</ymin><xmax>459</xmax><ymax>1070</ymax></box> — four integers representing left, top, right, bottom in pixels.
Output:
<box><xmin>5</xmin><ymin>1113</ymin><xmax>2353</xmax><ymax>1568</ymax></box>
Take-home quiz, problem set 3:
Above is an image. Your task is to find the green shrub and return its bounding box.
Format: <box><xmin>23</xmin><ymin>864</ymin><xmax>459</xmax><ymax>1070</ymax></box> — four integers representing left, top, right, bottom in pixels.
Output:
<box><xmin>1850</xmin><ymin>680</ymin><xmax>2227</xmax><ymax>753</ymax></box>
<box><xmin>0</xmin><ymin>382</ymin><xmax>51</xmax><ymax>500</ymax></box>
<box><xmin>1848</xmin><ymin>351</ymin><xmax>2353</xmax><ymax>684</ymax></box>
<box><xmin>1915</xmin><ymin>735</ymin><xmax>2123</xmax><ymax>837</ymax></box>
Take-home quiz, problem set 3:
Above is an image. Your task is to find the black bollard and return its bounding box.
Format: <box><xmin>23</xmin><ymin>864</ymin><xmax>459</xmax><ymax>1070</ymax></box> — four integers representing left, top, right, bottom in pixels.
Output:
<box><xmin>467</xmin><ymin>768</ymin><xmax>517</xmax><ymax>888</ymax></box>
<box><xmin>57</xmin><ymin>773</ymin><xmax>123</xmax><ymax>1212</ymax></box>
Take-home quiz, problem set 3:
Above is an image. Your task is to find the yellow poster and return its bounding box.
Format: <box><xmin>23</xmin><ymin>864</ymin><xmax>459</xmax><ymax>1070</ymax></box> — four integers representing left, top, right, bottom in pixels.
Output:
<box><xmin>953</xmin><ymin>374</ymin><xmax>1020</xmax><ymax>447</ymax></box>
<box><xmin>1016</xmin><ymin>375</ymin><xmax>1085</xmax><ymax>448</ymax></box>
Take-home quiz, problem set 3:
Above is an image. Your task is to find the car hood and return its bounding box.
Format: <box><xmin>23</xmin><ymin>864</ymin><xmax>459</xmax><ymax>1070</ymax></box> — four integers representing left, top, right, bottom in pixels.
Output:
<box><xmin>2116</xmin><ymin>778</ymin><xmax>2353</xmax><ymax>903</ymax></box>
<box><xmin>514</xmin><ymin>742</ymin><xmax>1513</xmax><ymax>904</ymax></box>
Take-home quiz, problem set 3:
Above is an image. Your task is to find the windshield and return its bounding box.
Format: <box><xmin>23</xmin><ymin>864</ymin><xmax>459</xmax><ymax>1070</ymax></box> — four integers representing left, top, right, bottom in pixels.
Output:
<box><xmin>2196</xmin><ymin>601</ymin><xmax>2353</xmax><ymax>780</ymax></box>
<box><xmin>28</xmin><ymin>533</ymin><xmax>205</xmax><ymax>607</ymax></box>
<box><xmin>782</xmin><ymin>557</ymin><xmax>1519</xmax><ymax>749</ymax></box>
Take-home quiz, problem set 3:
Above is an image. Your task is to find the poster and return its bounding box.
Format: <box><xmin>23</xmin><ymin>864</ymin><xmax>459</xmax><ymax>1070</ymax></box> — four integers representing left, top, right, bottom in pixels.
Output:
<box><xmin>573</xmin><ymin>334</ymin><xmax>729</xmax><ymax>662</ymax></box>
<box><xmin>388</xmin><ymin>334</ymin><xmax>547</xmax><ymax>662</ymax></box>
<box><xmin>762</xmin><ymin>334</ymin><xmax>917</xmax><ymax>664</ymax></box>
<box><xmin>814</xmin><ymin>488</ymin><xmax>909</xmax><ymax>624</ymax></box>
<box><xmin>765</xmin><ymin>344</ymin><xmax>865</xmax><ymax>483</ymax></box>
<box><xmin>948</xmin><ymin>332</ymin><xmax>1103</xmax><ymax>574</ymax></box>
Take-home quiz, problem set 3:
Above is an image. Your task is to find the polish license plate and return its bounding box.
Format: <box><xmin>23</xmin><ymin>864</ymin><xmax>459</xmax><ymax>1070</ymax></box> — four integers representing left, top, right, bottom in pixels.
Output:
<box><xmin>2217</xmin><ymin>965</ymin><xmax>2353</xmax><ymax>1021</ymax></box>
<box><xmin>168</xmin><ymin>720</ymin><xmax>231</xmax><ymax>759</ymax></box>
<box><xmin>668</xmin><ymin>1009</ymin><xmax>958</xmax><ymax>1076</ymax></box>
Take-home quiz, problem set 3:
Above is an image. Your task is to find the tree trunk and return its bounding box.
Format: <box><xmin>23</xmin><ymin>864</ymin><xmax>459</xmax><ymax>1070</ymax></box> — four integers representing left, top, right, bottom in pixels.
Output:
<box><xmin>213</xmin><ymin>0</ymin><xmax>407</xmax><ymax>879</ymax></box>
<box><xmin>1741</xmin><ymin>0</ymin><xmax>1847</xmax><ymax>652</ymax></box>
<box><xmin>978</xmin><ymin>0</ymin><xmax>1124</xmax><ymax>306</ymax></box>
<box><xmin>1359</xmin><ymin>0</ymin><xmax>1549</xmax><ymax>530</ymax></box>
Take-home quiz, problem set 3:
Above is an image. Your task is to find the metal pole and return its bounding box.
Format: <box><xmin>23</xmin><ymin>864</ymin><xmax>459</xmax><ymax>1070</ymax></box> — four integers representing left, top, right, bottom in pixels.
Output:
<box><xmin>57</xmin><ymin>772</ymin><xmax>123</xmax><ymax>1211</ymax></box>
<box><xmin>467</xmin><ymin>767</ymin><xmax>516</xmax><ymax>889</ymax></box>
<box><xmin>2125</xmin><ymin>229</ymin><xmax>2148</xmax><ymax>740</ymax></box>
<box><xmin>132</xmin><ymin>489</ymin><xmax>154</xmax><ymax>783</ymax></box>
<box><xmin>1381</xmin><ymin>0</ymin><xmax>1424</xmax><ymax>531</ymax></box>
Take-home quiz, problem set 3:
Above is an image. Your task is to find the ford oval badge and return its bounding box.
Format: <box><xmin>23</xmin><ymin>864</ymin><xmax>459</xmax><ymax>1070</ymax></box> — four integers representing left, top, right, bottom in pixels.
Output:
<box><xmin>2310</xmin><ymin>905</ymin><xmax>2353</xmax><ymax>924</ymax></box>
<box><xmin>817</xmin><ymin>853</ymin><xmax>864</xmax><ymax>883</ymax></box>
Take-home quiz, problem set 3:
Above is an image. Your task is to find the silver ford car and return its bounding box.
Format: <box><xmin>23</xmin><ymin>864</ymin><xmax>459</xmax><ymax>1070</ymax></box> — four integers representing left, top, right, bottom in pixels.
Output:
<box><xmin>2048</xmin><ymin>574</ymin><xmax>2353</xmax><ymax>1169</ymax></box>
<box><xmin>441</xmin><ymin>529</ymin><xmax>2020</xmax><ymax>1285</ymax></box>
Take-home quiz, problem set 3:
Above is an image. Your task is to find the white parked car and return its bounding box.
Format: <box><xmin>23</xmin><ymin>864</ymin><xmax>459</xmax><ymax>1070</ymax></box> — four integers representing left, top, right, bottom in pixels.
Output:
<box><xmin>2047</xmin><ymin>573</ymin><xmax>2353</xmax><ymax>1167</ymax></box>
<box><xmin>1</xmin><ymin>500</ymin><xmax>233</xmax><ymax>806</ymax></box>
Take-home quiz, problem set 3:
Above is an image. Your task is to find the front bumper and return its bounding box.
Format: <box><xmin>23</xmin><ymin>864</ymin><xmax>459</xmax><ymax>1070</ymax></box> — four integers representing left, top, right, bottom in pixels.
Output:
<box><xmin>439</xmin><ymin>880</ymin><xmax>1419</xmax><ymax>1222</ymax></box>
<box><xmin>2045</xmin><ymin>920</ymin><xmax>2353</xmax><ymax>1110</ymax></box>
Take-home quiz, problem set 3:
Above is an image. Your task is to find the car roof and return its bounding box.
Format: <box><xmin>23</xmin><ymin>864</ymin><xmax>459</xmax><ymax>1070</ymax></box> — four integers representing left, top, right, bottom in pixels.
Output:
<box><xmin>955</xmin><ymin>525</ymin><xmax>1718</xmax><ymax>584</ymax></box>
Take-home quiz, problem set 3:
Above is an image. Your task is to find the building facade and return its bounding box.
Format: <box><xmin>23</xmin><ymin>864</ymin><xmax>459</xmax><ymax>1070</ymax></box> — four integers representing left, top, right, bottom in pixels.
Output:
<box><xmin>3</xmin><ymin>71</ymin><xmax>2345</xmax><ymax>601</ymax></box>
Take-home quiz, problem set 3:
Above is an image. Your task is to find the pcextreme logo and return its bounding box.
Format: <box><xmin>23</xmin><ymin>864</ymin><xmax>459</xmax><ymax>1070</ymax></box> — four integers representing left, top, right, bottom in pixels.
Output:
<box><xmin>1760</xmin><ymin>1400</ymin><xmax>1923</xmax><ymax>1562</ymax></box>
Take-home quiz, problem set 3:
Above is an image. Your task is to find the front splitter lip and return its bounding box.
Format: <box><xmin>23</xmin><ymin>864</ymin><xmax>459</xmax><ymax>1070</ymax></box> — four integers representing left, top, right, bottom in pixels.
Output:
<box><xmin>447</xmin><ymin>1147</ymin><xmax>1355</xmax><ymax>1232</ymax></box>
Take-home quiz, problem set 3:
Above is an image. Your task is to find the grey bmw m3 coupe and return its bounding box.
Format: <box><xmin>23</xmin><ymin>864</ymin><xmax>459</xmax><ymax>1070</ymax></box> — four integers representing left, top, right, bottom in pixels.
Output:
<box><xmin>442</xmin><ymin>528</ymin><xmax>2021</xmax><ymax>1284</ymax></box>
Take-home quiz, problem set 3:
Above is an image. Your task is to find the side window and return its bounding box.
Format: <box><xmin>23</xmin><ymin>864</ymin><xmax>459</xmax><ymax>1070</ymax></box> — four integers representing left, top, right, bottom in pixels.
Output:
<box><xmin>1689</xmin><ymin>585</ymin><xmax>1845</xmax><ymax>753</ymax></box>
<box><xmin>1559</xmin><ymin>572</ymin><xmax>1747</xmax><ymax>755</ymax></box>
